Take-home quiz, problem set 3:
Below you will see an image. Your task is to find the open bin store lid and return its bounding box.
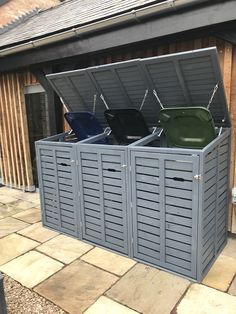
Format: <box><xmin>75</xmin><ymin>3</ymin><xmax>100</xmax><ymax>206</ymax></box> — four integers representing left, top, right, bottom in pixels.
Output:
<box><xmin>46</xmin><ymin>47</ymin><xmax>230</xmax><ymax>128</ymax></box>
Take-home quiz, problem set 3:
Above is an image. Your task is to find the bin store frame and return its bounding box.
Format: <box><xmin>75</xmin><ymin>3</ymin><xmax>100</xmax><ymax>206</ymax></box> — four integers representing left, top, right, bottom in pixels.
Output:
<box><xmin>36</xmin><ymin>47</ymin><xmax>231</xmax><ymax>281</ymax></box>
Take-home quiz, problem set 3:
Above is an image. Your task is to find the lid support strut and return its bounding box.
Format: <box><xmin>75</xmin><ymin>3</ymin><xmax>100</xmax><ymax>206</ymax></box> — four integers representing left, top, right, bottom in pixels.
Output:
<box><xmin>100</xmin><ymin>94</ymin><xmax>110</xmax><ymax>110</ymax></box>
<box><xmin>139</xmin><ymin>89</ymin><xmax>149</xmax><ymax>111</ymax></box>
<box><xmin>207</xmin><ymin>82</ymin><xmax>219</xmax><ymax>110</ymax></box>
<box><xmin>153</xmin><ymin>89</ymin><xmax>164</xmax><ymax>109</ymax></box>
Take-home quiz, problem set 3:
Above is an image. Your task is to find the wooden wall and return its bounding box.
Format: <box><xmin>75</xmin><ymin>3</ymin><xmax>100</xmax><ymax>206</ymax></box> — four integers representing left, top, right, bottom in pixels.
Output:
<box><xmin>0</xmin><ymin>71</ymin><xmax>37</xmax><ymax>191</ymax></box>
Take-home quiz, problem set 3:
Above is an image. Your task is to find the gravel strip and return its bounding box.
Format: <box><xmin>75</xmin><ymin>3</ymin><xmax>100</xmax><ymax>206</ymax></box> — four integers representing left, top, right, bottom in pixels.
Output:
<box><xmin>3</xmin><ymin>274</ymin><xmax>67</xmax><ymax>314</ymax></box>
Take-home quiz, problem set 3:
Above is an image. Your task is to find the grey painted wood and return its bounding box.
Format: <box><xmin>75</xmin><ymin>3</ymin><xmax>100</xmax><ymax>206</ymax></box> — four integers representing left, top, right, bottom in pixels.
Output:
<box><xmin>77</xmin><ymin>144</ymin><xmax>129</xmax><ymax>255</ymax></box>
<box><xmin>36</xmin><ymin>49</ymin><xmax>230</xmax><ymax>282</ymax></box>
<box><xmin>47</xmin><ymin>48</ymin><xmax>229</xmax><ymax>128</ymax></box>
<box><xmin>36</xmin><ymin>143</ymin><xmax>79</xmax><ymax>237</ymax></box>
<box><xmin>36</xmin><ymin>127</ymin><xmax>230</xmax><ymax>281</ymax></box>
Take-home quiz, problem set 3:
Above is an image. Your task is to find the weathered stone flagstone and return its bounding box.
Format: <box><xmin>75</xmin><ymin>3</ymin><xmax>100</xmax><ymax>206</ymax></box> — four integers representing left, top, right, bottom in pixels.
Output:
<box><xmin>35</xmin><ymin>260</ymin><xmax>118</xmax><ymax>314</ymax></box>
<box><xmin>13</xmin><ymin>208</ymin><xmax>41</xmax><ymax>224</ymax></box>
<box><xmin>221</xmin><ymin>237</ymin><xmax>236</xmax><ymax>260</ymax></box>
<box><xmin>81</xmin><ymin>247</ymin><xmax>136</xmax><ymax>276</ymax></box>
<box><xmin>106</xmin><ymin>263</ymin><xmax>190</xmax><ymax>314</ymax></box>
<box><xmin>0</xmin><ymin>203</ymin><xmax>25</xmax><ymax>219</ymax></box>
<box><xmin>18</xmin><ymin>192</ymin><xmax>40</xmax><ymax>204</ymax></box>
<box><xmin>0</xmin><ymin>217</ymin><xmax>29</xmax><ymax>237</ymax></box>
<box><xmin>0</xmin><ymin>233</ymin><xmax>38</xmax><ymax>266</ymax></box>
<box><xmin>18</xmin><ymin>222</ymin><xmax>59</xmax><ymax>242</ymax></box>
<box><xmin>0</xmin><ymin>187</ymin><xmax>25</xmax><ymax>199</ymax></box>
<box><xmin>176</xmin><ymin>284</ymin><xmax>236</xmax><ymax>314</ymax></box>
<box><xmin>202</xmin><ymin>254</ymin><xmax>236</xmax><ymax>291</ymax></box>
<box><xmin>13</xmin><ymin>200</ymin><xmax>36</xmax><ymax>211</ymax></box>
<box><xmin>0</xmin><ymin>195</ymin><xmax>17</xmax><ymax>204</ymax></box>
<box><xmin>228</xmin><ymin>276</ymin><xmax>236</xmax><ymax>296</ymax></box>
<box><xmin>0</xmin><ymin>250</ymin><xmax>63</xmax><ymax>288</ymax></box>
<box><xmin>84</xmin><ymin>296</ymin><xmax>139</xmax><ymax>314</ymax></box>
<box><xmin>37</xmin><ymin>234</ymin><xmax>93</xmax><ymax>264</ymax></box>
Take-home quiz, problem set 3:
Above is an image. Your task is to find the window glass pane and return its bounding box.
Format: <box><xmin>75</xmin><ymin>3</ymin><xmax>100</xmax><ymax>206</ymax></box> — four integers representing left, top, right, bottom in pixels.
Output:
<box><xmin>25</xmin><ymin>92</ymin><xmax>50</xmax><ymax>186</ymax></box>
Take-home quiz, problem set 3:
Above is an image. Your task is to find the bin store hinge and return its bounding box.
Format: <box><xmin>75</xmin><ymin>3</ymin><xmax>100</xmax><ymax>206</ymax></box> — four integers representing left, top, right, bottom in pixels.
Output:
<box><xmin>194</xmin><ymin>174</ymin><xmax>202</xmax><ymax>180</ymax></box>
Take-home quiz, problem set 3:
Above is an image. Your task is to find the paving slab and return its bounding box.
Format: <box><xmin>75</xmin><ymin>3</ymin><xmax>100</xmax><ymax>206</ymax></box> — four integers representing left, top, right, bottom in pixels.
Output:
<box><xmin>0</xmin><ymin>203</ymin><xmax>25</xmax><ymax>219</ymax></box>
<box><xmin>106</xmin><ymin>263</ymin><xmax>189</xmax><ymax>314</ymax></box>
<box><xmin>84</xmin><ymin>296</ymin><xmax>139</xmax><ymax>314</ymax></box>
<box><xmin>18</xmin><ymin>192</ymin><xmax>40</xmax><ymax>204</ymax></box>
<box><xmin>35</xmin><ymin>260</ymin><xmax>118</xmax><ymax>314</ymax></box>
<box><xmin>0</xmin><ymin>187</ymin><xmax>24</xmax><ymax>199</ymax></box>
<box><xmin>37</xmin><ymin>234</ymin><xmax>93</xmax><ymax>264</ymax></box>
<box><xmin>0</xmin><ymin>251</ymin><xmax>63</xmax><ymax>288</ymax></box>
<box><xmin>202</xmin><ymin>254</ymin><xmax>236</xmax><ymax>291</ymax></box>
<box><xmin>176</xmin><ymin>283</ymin><xmax>236</xmax><ymax>314</ymax></box>
<box><xmin>18</xmin><ymin>222</ymin><xmax>59</xmax><ymax>242</ymax></box>
<box><xmin>221</xmin><ymin>237</ymin><xmax>236</xmax><ymax>259</ymax></box>
<box><xmin>13</xmin><ymin>208</ymin><xmax>41</xmax><ymax>224</ymax></box>
<box><xmin>0</xmin><ymin>195</ymin><xmax>17</xmax><ymax>204</ymax></box>
<box><xmin>0</xmin><ymin>217</ymin><xmax>29</xmax><ymax>237</ymax></box>
<box><xmin>81</xmin><ymin>247</ymin><xmax>136</xmax><ymax>276</ymax></box>
<box><xmin>0</xmin><ymin>233</ymin><xmax>38</xmax><ymax>266</ymax></box>
<box><xmin>228</xmin><ymin>275</ymin><xmax>236</xmax><ymax>296</ymax></box>
<box><xmin>13</xmin><ymin>200</ymin><xmax>36</xmax><ymax>211</ymax></box>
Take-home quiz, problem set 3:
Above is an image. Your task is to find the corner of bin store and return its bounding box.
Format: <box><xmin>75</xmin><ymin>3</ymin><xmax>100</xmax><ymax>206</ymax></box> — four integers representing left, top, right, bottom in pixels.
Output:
<box><xmin>36</xmin><ymin>47</ymin><xmax>230</xmax><ymax>282</ymax></box>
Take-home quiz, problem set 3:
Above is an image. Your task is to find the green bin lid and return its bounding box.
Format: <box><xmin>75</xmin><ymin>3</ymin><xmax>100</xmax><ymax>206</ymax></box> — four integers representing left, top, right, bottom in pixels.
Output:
<box><xmin>159</xmin><ymin>106</ymin><xmax>216</xmax><ymax>149</ymax></box>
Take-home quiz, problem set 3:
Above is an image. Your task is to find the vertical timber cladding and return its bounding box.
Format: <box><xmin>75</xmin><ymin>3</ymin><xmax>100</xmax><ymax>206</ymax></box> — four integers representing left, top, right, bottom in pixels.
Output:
<box><xmin>36</xmin><ymin>142</ymin><xmax>79</xmax><ymax>237</ymax></box>
<box><xmin>0</xmin><ymin>71</ymin><xmax>34</xmax><ymax>190</ymax></box>
<box><xmin>78</xmin><ymin>145</ymin><xmax>129</xmax><ymax>255</ymax></box>
<box><xmin>130</xmin><ymin>150</ymin><xmax>199</xmax><ymax>278</ymax></box>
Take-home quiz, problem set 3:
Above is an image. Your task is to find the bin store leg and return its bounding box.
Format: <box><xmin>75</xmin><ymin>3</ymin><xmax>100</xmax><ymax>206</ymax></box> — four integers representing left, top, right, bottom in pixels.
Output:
<box><xmin>0</xmin><ymin>273</ymin><xmax>7</xmax><ymax>314</ymax></box>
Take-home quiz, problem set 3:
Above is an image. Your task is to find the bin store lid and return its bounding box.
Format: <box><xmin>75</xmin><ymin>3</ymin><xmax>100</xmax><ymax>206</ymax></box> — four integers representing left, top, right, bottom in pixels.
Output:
<box><xmin>46</xmin><ymin>47</ymin><xmax>230</xmax><ymax>128</ymax></box>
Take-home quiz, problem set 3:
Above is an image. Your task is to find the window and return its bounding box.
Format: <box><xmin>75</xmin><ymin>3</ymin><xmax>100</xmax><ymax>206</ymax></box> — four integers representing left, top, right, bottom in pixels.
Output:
<box><xmin>24</xmin><ymin>85</ymin><xmax>51</xmax><ymax>186</ymax></box>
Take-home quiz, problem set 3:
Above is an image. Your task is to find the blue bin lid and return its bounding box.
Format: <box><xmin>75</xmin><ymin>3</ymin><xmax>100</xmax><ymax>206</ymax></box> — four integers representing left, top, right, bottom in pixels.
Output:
<box><xmin>46</xmin><ymin>47</ymin><xmax>230</xmax><ymax>128</ymax></box>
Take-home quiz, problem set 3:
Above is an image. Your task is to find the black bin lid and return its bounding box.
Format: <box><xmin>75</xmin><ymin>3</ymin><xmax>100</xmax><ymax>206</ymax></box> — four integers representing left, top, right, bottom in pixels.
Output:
<box><xmin>104</xmin><ymin>108</ymin><xmax>150</xmax><ymax>144</ymax></box>
<box><xmin>46</xmin><ymin>47</ymin><xmax>230</xmax><ymax>128</ymax></box>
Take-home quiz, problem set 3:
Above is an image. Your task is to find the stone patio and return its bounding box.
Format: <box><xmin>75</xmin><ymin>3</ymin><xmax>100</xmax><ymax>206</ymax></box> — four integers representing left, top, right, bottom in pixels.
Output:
<box><xmin>0</xmin><ymin>186</ymin><xmax>236</xmax><ymax>313</ymax></box>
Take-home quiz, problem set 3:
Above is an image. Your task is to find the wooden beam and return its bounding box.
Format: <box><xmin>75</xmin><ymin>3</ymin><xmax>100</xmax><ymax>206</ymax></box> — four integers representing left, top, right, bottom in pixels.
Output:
<box><xmin>16</xmin><ymin>73</ymin><xmax>34</xmax><ymax>190</ymax></box>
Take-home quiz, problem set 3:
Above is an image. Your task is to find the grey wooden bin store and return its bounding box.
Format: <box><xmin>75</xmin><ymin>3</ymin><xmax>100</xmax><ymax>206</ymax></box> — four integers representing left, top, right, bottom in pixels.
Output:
<box><xmin>36</xmin><ymin>47</ymin><xmax>230</xmax><ymax>281</ymax></box>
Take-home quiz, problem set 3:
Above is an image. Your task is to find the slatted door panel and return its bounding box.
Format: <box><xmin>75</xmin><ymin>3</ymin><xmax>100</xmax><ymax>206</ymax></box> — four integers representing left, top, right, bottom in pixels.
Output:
<box><xmin>201</xmin><ymin>134</ymin><xmax>230</xmax><ymax>277</ymax></box>
<box><xmin>78</xmin><ymin>146</ymin><xmax>129</xmax><ymax>254</ymax></box>
<box><xmin>130</xmin><ymin>151</ymin><xmax>199</xmax><ymax>279</ymax></box>
<box><xmin>201</xmin><ymin>146</ymin><xmax>218</xmax><ymax>274</ymax></box>
<box><xmin>36</xmin><ymin>144</ymin><xmax>79</xmax><ymax>237</ymax></box>
<box><xmin>216</xmin><ymin>137</ymin><xmax>229</xmax><ymax>252</ymax></box>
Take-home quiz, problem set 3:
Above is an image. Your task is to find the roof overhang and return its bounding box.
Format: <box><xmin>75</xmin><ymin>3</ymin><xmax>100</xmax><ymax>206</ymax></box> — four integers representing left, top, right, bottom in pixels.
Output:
<box><xmin>0</xmin><ymin>0</ymin><xmax>235</xmax><ymax>72</ymax></box>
